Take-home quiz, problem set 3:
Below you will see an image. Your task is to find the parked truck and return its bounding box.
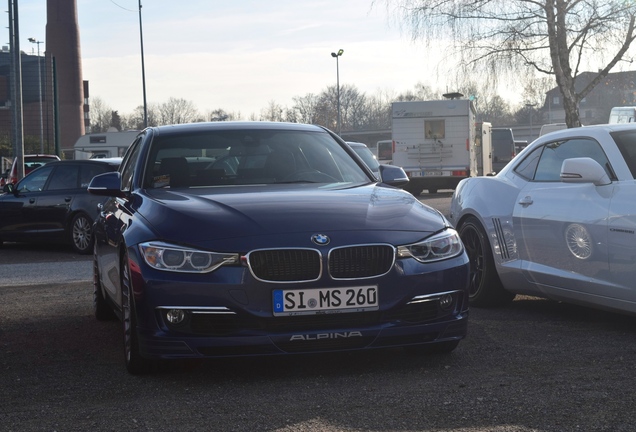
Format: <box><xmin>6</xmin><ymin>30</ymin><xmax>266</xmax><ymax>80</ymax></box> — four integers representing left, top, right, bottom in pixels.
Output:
<box><xmin>391</xmin><ymin>99</ymin><xmax>492</xmax><ymax>195</ymax></box>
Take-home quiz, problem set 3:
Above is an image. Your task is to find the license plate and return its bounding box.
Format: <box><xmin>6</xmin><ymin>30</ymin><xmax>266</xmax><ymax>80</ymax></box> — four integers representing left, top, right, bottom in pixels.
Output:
<box><xmin>424</xmin><ymin>171</ymin><xmax>443</xmax><ymax>176</ymax></box>
<box><xmin>273</xmin><ymin>286</ymin><xmax>379</xmax><ymax>316</ymax></box>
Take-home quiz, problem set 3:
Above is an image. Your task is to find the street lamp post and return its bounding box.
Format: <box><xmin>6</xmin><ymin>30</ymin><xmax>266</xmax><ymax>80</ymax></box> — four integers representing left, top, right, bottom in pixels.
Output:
<box><xmin>525</xmin><ymin>103</ymin><xmax>537</xmax><ymax>142</ymax></box>
<box><xmin>28</xmin><ymin>37</ymin><xmax>44</xmax><ymax>153</ymax></box>
<box><xmin>331</xmin><ymin>49</ymin><xmax>343</xmax><ymax>135</ymax></box>
<box><xmin>139</xmin><ymin>0</ymin><xmax>148</xmax><ymax>128</ymax></box>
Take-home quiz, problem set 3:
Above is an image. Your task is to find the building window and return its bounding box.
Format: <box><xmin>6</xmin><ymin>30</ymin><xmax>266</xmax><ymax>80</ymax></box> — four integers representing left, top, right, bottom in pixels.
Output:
<box><xmin>552</xmin><ymin>96</ymin><xmax>560</xmax><ymax>106</ymax></box>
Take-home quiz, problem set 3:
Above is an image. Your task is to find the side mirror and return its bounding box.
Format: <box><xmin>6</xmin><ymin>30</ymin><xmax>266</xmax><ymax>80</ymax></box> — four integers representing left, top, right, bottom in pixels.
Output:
<box><xmin>379</xmin><ymin>164</ymin><xmax>409</xmax><ymax>187</ymax></box>
<box><xmin>88</xmin><ymin>171</ymin><xmax>126</xmax><ymax>197</ymax></box>
<box><xmin>561</xmin><ymin>157</ymin><xmax>611</xmax><ymax>186</ymax></box>
<box><xmin>3</xmin><ymin>183</ymin><xmax>15</xmax><ymax>194</ymax></box>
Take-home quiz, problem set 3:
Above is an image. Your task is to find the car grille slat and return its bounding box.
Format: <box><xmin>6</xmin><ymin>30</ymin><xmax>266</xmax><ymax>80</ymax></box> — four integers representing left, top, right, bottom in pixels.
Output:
<box><xmin>248</xmin><ymin>249</ymin><xmax>321</xmax><ymax>282</ymax></box>
<box><xmin>329</xmin><ymin>245</ymin><xmax>395</xmax><ymax>279</ymax></box>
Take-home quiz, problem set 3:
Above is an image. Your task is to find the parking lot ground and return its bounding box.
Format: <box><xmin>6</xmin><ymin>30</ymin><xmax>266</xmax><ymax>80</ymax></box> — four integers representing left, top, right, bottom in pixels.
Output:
<box><xmin>2</xmin><ymin>279</ymin><xmax>636</xmax><ymax>431</ymax></box>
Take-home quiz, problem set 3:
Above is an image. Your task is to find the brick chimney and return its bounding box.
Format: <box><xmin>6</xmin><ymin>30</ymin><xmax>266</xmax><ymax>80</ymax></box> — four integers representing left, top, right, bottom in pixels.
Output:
<box><xmin>46</xmin><ymin>0</ymin><xmax>85</xmax><ymax>155</ymax></box>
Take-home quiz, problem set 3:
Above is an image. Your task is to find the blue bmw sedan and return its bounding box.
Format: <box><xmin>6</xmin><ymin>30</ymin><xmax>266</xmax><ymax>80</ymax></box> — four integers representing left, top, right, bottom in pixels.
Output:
<box><xmin>88</xmin><ymin>122</ymin><xmax>469</xmax><ymax>374</ymax></box>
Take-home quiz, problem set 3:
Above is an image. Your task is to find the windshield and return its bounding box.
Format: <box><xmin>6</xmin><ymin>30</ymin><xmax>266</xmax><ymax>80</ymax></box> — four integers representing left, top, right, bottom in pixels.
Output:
<box><xmin>144</xmin><ymin>129</ymin><xmax>371</xmax><ymax>188</ymax></box>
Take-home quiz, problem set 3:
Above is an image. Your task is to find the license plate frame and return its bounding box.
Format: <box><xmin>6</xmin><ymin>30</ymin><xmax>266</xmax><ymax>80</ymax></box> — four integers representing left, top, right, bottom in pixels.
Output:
<box><xmin>273</xmin><ymin>286</ymin><xmax>379</xmax><ymax>316</ymax></box>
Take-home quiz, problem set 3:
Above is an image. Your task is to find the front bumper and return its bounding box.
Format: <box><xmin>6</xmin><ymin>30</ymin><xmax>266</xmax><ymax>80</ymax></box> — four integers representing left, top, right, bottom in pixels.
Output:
<box><xmin>128</xmin><ymin>247</ymin><xmax>470</xmax><ymax>359</ymax></box>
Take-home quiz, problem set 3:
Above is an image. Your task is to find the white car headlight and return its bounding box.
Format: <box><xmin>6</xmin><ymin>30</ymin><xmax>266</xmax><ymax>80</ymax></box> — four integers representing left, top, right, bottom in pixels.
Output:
<box><xmin>397</xmin><ymin>229</ymin><xmax>463</xmax><ymax>263</ymax></box>
<box><xmin>139</xmin><ymin>242</ymin><xmax>239</xmax><ymax>273</ymax></box>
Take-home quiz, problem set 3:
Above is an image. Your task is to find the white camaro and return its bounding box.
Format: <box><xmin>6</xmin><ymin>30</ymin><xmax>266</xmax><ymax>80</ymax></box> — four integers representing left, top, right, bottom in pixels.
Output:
<box><xmin>449</xmin><ymin>123</ymin><xmax>636</xmax><ymax>314</ymax></box>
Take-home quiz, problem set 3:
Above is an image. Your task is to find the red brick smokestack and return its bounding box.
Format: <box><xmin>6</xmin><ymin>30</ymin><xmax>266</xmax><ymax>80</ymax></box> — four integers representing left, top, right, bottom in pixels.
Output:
<box><xmin>46</xmin><ymin>0</ymin><xmax>85</xmax><ymax>154</ymax></box>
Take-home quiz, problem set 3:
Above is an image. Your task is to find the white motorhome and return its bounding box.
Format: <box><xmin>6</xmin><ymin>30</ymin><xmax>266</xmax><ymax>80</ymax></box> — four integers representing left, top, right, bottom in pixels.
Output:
<box><xmin>391</xmin><ymin>99</ymin><xmax>491</xmax><ymax>195</ymax></box>
<box><xmin>73</xmin><ymin>130</ymin><xmax>139</xmax><ymax>160</ymax></box>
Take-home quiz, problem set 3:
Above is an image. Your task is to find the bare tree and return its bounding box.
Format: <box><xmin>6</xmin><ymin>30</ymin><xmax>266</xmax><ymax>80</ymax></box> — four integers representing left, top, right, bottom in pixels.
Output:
<box><xmin>157</xmin><ymin>97</ymin><xmax>200</xmax><ymax>125</ymax></box>
<box><xmin>521</xmin><ymin>75</ymin><xmax>555</xmax><ymax>108</ymax></box>
<box><xmin>89</xmin><ymin>96</ymin><xmax>114</xmax><ymax>133</ymax></box>
<box><xmin>382</xmin><ymin>0</ymin><xmax>636</xmax><ymax>127</ymax></box>
<box><xmin>458</xmin><ymin>80</ymin><xmax>515</xmax><ymax>124</ymax></box>
<box><xmin>288</xmin><ymin>94</ymin><xmax>321</xmax><ymax>124</ymax></box>
<box><xmin>121</xmin><ymin>103</ymin><xmax>159</xmax><ymax>130</ymax></box>
<box><xmin>339</xmin><ymin>85</ymin><xmax>368</xmax><ymax>130</ymax></box>
<box><xmin>260</xmin><ymin>100</ymin><xmax>286</xmax><ymax>122</ymax></box>
<box><xmin>365</xmin><ymin>89</ymin><xmax>395</xmax><ymax>130</ymax></box>
<box><xmin>316</xmin><ymin>84</ymin><xmax>369</xmax><ymax>131</ymax></box>
<box><xmin>206</xmin><ymin>108</ymin><xmax>240</xmax><ymax>122</ymax></box>
<box><xmin>395</xmin><ymin>82</ymin><xmax>440</xmax><ymax>101</ymax></box>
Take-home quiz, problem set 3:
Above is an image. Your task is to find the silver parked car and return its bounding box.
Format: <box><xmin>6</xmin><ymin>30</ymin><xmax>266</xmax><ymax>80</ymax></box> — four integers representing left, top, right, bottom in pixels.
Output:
<box><xmin>449</xmin><ymin>123</ymin><xmax>636</xmax><ymax>314</ymax></box>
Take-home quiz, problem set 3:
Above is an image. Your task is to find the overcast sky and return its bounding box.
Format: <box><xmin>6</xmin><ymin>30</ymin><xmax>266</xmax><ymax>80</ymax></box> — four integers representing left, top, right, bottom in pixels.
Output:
<box><xmin>9</xmin><ymin>0</ymin><xmax>462</xmax><ymax>118</ymax></box>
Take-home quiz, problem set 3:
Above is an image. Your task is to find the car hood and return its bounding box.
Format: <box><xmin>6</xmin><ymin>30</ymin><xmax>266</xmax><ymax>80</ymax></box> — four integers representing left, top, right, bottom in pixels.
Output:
<box><xmin>136</xmin><ymin>184</ymin><xmax>447</xmax><ymax>249</ymax></box>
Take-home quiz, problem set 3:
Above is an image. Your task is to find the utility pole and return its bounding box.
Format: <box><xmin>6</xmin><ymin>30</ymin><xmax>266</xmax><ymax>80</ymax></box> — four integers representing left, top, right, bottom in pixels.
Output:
<box><xmin>8</xmin><ymin>0</ymin><xmax>25</xmax><ymax>180</ymax></box>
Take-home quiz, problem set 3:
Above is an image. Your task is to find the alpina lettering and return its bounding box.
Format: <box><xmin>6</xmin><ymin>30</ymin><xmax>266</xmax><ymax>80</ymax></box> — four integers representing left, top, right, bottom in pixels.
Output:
<box><xmin>289</xmin><ymin>331</ymin><xmax>363</xmax><ymax>341</ymax></box>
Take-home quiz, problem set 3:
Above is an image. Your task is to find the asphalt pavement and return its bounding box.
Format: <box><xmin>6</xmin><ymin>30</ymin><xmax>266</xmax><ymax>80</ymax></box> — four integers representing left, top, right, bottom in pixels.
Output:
<box><xmin>2</xmin><ymin>193</ymin><xmax>636</xmax><ymax>431</ymax></box>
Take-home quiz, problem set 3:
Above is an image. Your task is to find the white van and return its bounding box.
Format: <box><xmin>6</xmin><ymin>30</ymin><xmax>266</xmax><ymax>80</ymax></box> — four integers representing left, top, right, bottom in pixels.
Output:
<box><xmin>609</xmin><ymin>107</ymin><xmax>636</xmax><ymax>124</ymax></box>
<box><xmin>539</xmin><ymin>123</ymin><xmax>567</xmax><ymax>136</ymax></box>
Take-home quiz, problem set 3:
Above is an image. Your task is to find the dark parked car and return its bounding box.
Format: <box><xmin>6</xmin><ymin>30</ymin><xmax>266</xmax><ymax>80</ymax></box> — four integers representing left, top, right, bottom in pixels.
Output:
<box><xmin>88</xmin><ymin>122</ymin><xmax>469</xmax><ymax>374</ymax></box>
<box><xmin>0</xmin><ymin>158</ymin><xmax>121</xmax><ymax>253</ymax></box>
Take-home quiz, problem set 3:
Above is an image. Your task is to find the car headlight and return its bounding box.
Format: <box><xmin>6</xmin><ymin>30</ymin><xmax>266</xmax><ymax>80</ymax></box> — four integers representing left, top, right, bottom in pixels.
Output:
<box><xmin>139</xmin><ymin>242</ymin><xmax>239</xmax><ymax>273</ymax></box>
<box><xmin>397</xmin><ymin>229</ymin><xmax>463</xmax><ymax>263</ymax></box>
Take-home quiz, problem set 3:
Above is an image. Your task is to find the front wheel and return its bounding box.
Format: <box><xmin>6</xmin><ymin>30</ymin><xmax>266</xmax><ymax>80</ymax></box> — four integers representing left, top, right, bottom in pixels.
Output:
<box><xmin>121</xmin><ymin>252</ymin><xmax>155</xmax><ymax>374</ymax></box>
<box><xmin>458</xmin><ymin>216</ymin><xmax>515</xmax><ymax>307</ymax></box>
<box><xmin>69</xmin><ymin>213</ymin><xmax>93</xmax><ymax>254</ymax></box>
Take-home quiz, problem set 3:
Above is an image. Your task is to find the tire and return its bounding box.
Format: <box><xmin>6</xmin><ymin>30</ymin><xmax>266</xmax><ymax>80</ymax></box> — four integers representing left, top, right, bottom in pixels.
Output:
<box><xmin>93</xmin><ymin>245</ymin><xmax>115</xmax><ymax>321</ymax></box>
<box><xmin>69</xmin><ymin>213</ymin><xmax>93</xmax><ymax>254</ymax></box>
<box><xmin>121</xmin><ymin>252</ymin><xmax>155</xmax><ymax>374</ymax></box>
<box><xmin>458</xmin><ymin>216</ymin><xmax>515</xmax><ymax>307</ymax></box>
<box><xmin>405</xmin><ymin>340</ymin><xmax>460</xmax><ymax>355</ymax></box>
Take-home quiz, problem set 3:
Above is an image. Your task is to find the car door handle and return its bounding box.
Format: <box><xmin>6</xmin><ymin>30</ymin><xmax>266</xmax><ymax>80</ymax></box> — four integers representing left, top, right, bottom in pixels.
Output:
<box><xmin>64</xmin><ymin>197</ymin><xmax>72</xmax><ymax>203</ymax></box>
<box><xmin>29</xmin><ymin>198</ymin><xmax>36</xmax><ymax>204</ymax></box>
<box><xmin>518</xmin><ymin>196</ymin><xmax>533</xmax><ymax>207</ymax></box>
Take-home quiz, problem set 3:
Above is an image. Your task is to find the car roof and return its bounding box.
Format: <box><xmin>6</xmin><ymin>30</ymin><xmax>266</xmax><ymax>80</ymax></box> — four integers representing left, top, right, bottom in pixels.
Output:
<box><xmin>22</xmin><ymin>154</ymin><xmax>60</xmax><ymax>160</ymax></box>
<box><xmin>538</xmin><ymin>122</ymin><xmax>636</xmax><ymax>140</ymax></box>
<box><xmin>148</xmin><ymin>121</ymin><xmax>327</xmax><ymax>138</ymax></box>
<box><xmin>45</xmin><ymin>159</ymin><xmax>122</xmax><ymax>168</ymax></box>
<box><xmin>345</xmin><ymin>141</ymin><xmax>368</xmax><ymax>148</ymax></box>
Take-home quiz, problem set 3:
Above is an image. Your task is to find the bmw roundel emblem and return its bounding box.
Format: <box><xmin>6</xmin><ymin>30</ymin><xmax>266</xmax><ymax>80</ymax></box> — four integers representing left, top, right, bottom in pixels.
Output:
<box><xmin>311</xmin><ymin>234</ymin><xmax>330</xmax><ymax>246</ymax></box>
